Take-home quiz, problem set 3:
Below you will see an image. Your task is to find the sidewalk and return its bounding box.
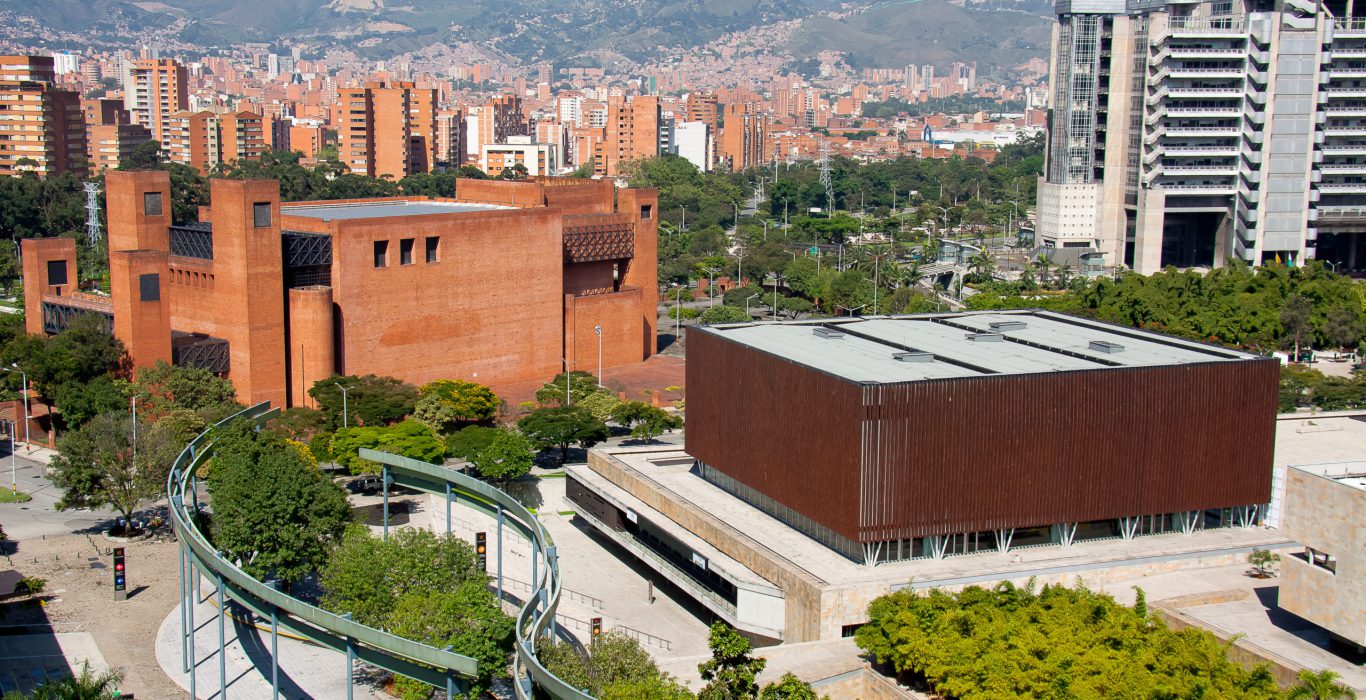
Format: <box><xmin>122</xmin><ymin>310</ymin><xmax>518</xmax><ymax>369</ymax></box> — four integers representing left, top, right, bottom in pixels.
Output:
<box><xmin>154</xmin><ymin>590</ymin><xmax>382</xmax><ymax>700</ymax></box>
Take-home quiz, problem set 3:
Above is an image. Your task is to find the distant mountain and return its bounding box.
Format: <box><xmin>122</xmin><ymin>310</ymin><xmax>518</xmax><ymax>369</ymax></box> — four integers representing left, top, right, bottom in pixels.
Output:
<box><xmin>0</xmin><ymin>0</ymin><xmax>1051</xmax><ymax>73</ymax></box>
<box><xmin>787</xmin><ymin>0</ymin><xmax>1053</xmax><ymax>76</ymax></box>
<box><xmin>0</xmin><ymin>0</ymin><xmax>840</xmax><ymax>63</ymax></box>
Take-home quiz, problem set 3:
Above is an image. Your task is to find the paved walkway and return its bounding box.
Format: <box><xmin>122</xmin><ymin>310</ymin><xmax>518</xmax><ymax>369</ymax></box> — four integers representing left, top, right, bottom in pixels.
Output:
<box><xmin>1100</xmin><ymin>564</ymin><xmax>1366</xmax><ymax>692</ymax></box>
<box><xmin>0</xmin><ymin>632</ymin><xmax>109</xmax><ymax>697</ymax></box>
<box><xmin>154</xmin><ymin>589</ymin><xmax>381</xmax><ymax>700</ymax></box>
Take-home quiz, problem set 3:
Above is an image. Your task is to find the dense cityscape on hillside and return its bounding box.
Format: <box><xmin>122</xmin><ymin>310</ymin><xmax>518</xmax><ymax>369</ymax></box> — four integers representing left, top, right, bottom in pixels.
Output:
<box><xmin>0</xmin><ymin>1</ymin><xmax>1363</xmax><ymax>699</ymax></box>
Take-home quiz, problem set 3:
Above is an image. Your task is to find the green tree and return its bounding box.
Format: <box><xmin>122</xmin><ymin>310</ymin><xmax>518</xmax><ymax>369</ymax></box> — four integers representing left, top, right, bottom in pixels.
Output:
<box><xmin>331</xmin><ymin>420</ymin><xmax>445</xmax><ymax>474</ymax></box>
<box><xmin>1323</xmin><ymin>307</ymin><xmax>1361</xmax><ymax>357</ymax></box>
<box><xmin>308</xmin><ymin>374</ymin><xmax>419</xmax><ymax>428</ymax></box>
<box><xmin>759</xmin><ymin>673</ymin><xmax>823</xmax><ymax>700</ymax></box>
<box><xmin>128</xmin><ymin>360</ymin><xmax>238</xmax><ymax>419</ymax></box>
<box><xmin>48</xmin><ymin>412</ymin><xmax>172</xmax><ymax>528</ymax></box>
<box><xmin>1287</xmin><ymin>670</ymin><xmax>1358</xmax><ymax>700</ymax></box>
<box><xmin>1282</xmin><ymin>294</ymin><xmax>1315</xmax><ymax>357</ymax></box>
<box><xmin>52</xmin><ymin>375</ymin><xmax>127</xmax><ymax>428</ymax></box>
<box><xmin>5</xmin><ymin>313</ymin><xmax>127</xmax><ymax>427</ymax></box>
<box><xmin>412</xmin><ymin>379</ymin><xmax>500</xmax><ymax>435</ymax></box>
<box><xmin>320</xmin><ymin>525</ymin><xmax>483</xmax><ymax>627</ymax></box>
<box><xmin>385</xmin><ymin>581</ymin><xmax>516</xmax><ymax>700</ymax></box>
<box><xmin>535</xmin><ymin>371</ymin><xmax>601</xmax><ymax>407</ymax></box>
<box><xmin>700</xmin><ymin>305</ymin><xmax>751</xmax><ymax>324</ymax></box>
<box><xmin>470</xmin><ymin>429</ymin><xmax>535</xmax><ymax>481</ymax></box>
<box><xmin>539</xmin><ymin>631</ymin><xmax>693</xmax><ymax>699</ymax></box>
<box><xmin>576</xmin><ymin>389</ymin><xmax>623</xmax><ymax>422</ymax></box>
<box><xmin>445</xmin><ymin>425</ymin><xmax>501</xmax><ymax>461</ymax></box>
<box><xmin>207</xmin><ymin>421</ymin><xmax>350</xmax><ymax>586</ymax></box>
<box><xmin>1247</xmin><ymin>549</ymin><xmax>1281</xmax><ymax>577</ymax></box>
<box><xmin>517</xmin><ymin>406</ymin><xmax>609</xmax><ymax>463</ymax></box>
<box><xmin>698</xmin><ymin>622</ymin><xmax>766</xmax><ymax>700</ymax></box>
<box><xmin>855</xmin><ymin>582</ymin><xmax>1283</xmax><ymax>700</ymax></box>
<box><xmin>611</xmin><ymin>401</ymin><xmax>682</xmax><ymax>442</ymax></box>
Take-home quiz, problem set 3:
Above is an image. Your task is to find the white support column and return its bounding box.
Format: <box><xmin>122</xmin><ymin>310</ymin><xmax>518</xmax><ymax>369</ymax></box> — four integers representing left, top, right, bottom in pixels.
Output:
<box><xmin>995</xmin><ymin>528</ymin><xmax>1014</xmax><ymax>553</ymax></box>
<box><xmin>1055</xmin><ymin>522</ymin><xmax>1078</xmax><ymax>547</ymax></box>
<box><xmin>1178</xmin><ymin>511</ymin><xmax>1198</xmax><ymax>534</ymax></box>
<box><xmin>1120</xmin><ymin>516</ymin><xmax>1139</xmax><ymax>541</ymax></box>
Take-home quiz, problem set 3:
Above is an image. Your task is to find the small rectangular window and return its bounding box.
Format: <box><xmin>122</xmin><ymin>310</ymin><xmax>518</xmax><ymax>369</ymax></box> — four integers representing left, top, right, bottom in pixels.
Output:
<box><xmin>640</xmin><ymin>204</ymin><xmax>653</xmax><ymax>220</ymax></box>
<box><xmin>253</xmin><ymin>202</ymin><xmax>272</xmax><ymax>228</ymax></box>
<box><xmin>143</xmin><ymin>192</ymin><xmax>163</xmax><ymax>217</ymax></box>
<box><xmin>373</xmin><ymin>240</ymin><xmax>388</xmax><ymax>268</ymax></box>
<box><xmin>46</xmin><ymin>260</ymin><xmax>68</xmax><ymax>286</ymax></box>
<box><xmin>425</xmin><ymin>236</ymin><xmax>440</xmax><ymax>263</ymax></box>
<box><xmin>139</xmin><ymin>273</ymin><xmax>160</xmax><ymax>301</ymax></box>
<box><xmin>400</xmin><ymin>238</ymin><xmax>414</xmax><ymax>265</ymax></box>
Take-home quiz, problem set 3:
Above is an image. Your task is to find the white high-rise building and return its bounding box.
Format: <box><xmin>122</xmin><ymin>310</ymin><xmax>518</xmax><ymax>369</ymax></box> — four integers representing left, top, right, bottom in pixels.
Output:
<box><xmin>51</xmin><ymin>51</ymin><xmax>80</xmax><ymax>75</ymax></box>
<box><xmin>1041</xmin><ymin>0</ymin><xmax>1366</xmax><ymax>273</ymax></box>
<box><xmin>676</xmin><ymin>121</ymin><xmax>710</xmax><ymax>172</ymax></box>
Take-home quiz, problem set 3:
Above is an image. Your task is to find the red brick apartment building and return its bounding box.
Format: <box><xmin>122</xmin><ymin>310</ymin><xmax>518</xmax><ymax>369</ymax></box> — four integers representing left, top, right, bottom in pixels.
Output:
<box><xmin>22</xmin><ymin>173</ymin><xmax>658</xmax><ymax>409</ymax></box>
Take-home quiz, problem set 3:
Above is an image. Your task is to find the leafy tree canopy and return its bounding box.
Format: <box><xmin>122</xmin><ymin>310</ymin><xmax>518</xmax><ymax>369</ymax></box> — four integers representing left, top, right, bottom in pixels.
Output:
<box><xmin>206</xmin><ymin>420</ymin><xmax>350</xmax><ymax>585</ymax></box>
<box><xmin>413</xmin><ymin>379</ymin><xmax>500</xmax><ymax>435</ymax></box>
<box><xmin>855</xmin><ymin>582</ymin><xmax>1283</xmax><ymax>700</ymax></box>
<box><xmin>611</xmin><ymin>401</ymin><xmax>682</xmax><ymax>442</ymax></box>
<box><xmin>517</xmin><ymin>405</ymin><xmax>609</xmax><ymax>463</ymax></box>
<box><xmin>698</xmin><ymin>622</ymin><xmax>767</xmax><ymax>700</ymax></box>
<box><xmin>308</xmin><ymin>374</ymin><xmax>418</xmax><ymax>429</ymax></box>
<box><xmin>320</xmin><ymin>525</ymin><xmax>483</xmax><ymax>628</ymax></box>
<box><xmin>470</xmin><ymin>428</ymin><xmax>535</xmax><ymax>482</ymax></box>
<box><xmin>535</xmin><ymin>371</ymin><xmax>601</xmax><ymax>407</ymax></box>
<box><xmin>129</xmin><ymin>360</ymin><xmax>238</xmax><ymax>419</ymax></box>
<box><xmin>331</xmin><ymin>419</ymin><xmax>445</xmax><ymax>474</ymax></box>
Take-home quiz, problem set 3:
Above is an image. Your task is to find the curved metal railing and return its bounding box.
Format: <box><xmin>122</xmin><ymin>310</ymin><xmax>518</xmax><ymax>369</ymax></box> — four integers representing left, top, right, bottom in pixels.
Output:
<box><xmin>167</xmin><ymin>402</ymin><xmax>592</xmax><ymax>699</ymax></box>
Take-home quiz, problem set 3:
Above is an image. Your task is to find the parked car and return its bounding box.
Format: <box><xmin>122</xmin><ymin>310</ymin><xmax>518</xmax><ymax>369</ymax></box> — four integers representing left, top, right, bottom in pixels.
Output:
<box><xmin>345</xmin><ymin>475</ymin><xmax>383</xmax><ymax>495</ymax></box>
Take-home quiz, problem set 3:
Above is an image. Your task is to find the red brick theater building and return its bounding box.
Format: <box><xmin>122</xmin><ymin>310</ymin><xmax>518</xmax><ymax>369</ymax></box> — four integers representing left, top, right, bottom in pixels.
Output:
<box><xmin>683</xmin><ymin>311</ymin><xmax>1279</xmax><ymax>565</ymax></box>
<box><xmin>22</xmin><ymin>171</ymin><xmax>658</xmax><ymax>408</ymax></box>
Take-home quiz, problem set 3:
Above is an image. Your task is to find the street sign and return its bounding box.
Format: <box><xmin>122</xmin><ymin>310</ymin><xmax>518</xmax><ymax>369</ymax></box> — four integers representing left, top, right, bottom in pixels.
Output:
<box><xmin>112</xmin><ymin>547</ymin><xmax>127</xmax><ymax>601</ymax></box>
<box><xmin>475</xmin><ymin>532</ymin><xmax>487</xmax><ymax>571</ymax></box>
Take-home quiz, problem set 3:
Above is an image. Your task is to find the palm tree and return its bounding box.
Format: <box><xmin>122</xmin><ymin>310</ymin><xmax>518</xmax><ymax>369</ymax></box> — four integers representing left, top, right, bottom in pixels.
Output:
<box><xmin>967</xmin><ymin>252</ymin><xmax>996</xmax><ymax>283</ymax></box>
<box><xmin>3</xmin><ymin>664</ymin><xmax>125</xmax><ymax>700</ymax></box>
<box><xmin>1287</xmin><ymin>670</ymin><xmax>1357</xmax><ymax>700</ymax></box>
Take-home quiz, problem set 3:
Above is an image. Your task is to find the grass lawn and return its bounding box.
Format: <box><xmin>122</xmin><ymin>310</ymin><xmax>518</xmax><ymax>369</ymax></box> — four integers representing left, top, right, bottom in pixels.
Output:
<box><xmin>0</xmin><ymin>488</ymin><xmax>32</xmax><ymax>503</ymax></box>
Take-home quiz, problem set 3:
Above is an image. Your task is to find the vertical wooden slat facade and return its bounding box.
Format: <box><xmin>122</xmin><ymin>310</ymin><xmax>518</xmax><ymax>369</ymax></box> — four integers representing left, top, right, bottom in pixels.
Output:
<box><xmin>686</xmin><ymin>328</ymin><xmax>864</xmax><ymax>539</ymax></box>
<box><xmin>686</xmin><ymin>325</ymin><xmax>1280</xmax><ymax>546</ymax></box>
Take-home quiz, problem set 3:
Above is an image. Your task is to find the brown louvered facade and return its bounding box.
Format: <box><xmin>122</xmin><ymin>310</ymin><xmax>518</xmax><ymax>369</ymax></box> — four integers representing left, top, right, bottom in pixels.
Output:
<box><xmin>685</xmin><ymin>323</ymin><xmax>1279</xmax><ymax>557</ymax></box>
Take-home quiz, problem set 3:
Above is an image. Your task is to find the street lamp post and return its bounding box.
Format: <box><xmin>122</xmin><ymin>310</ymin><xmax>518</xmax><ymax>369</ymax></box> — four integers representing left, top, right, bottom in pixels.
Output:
<box><xmin>594</xmin><ymin>325</ymin><xmax>603</xmax><ymax>387</ymax></box>
<box><xmin>7</xmin><ymin>419</ymin><xmax>13</xmax><ymax>494</ymax></box>
<box><xmin>680</xmin><ymin>207</ymin><xmax>686</xmax><ymax>231</ymax></box>
<box><xmin>744</xmin><ymin>293</ymin><xmax>759</xmax><ymax>317</ymax></box>
<box><xmin>845</xmin><ymin>304</ymin><xmax>868</xmax><ymax>317</ymax></box>
<box><xmin>2</xmin><ymin>364</ymin><xmax>28</xmax><ymax>450</ymax></box>
<box><xmin>561</xmin><ymin>357</ymin><xmax>572</xmax><ymax>406</ymax></box>
<box><xmin>672</xmin><ymin>283</ymin><xmax>684</xmax><ymax>341</ymax></box>
<box><xmin>334</xmin><ymin>382</ymin><xmax>350</xmax><ymax>427</ymax></box>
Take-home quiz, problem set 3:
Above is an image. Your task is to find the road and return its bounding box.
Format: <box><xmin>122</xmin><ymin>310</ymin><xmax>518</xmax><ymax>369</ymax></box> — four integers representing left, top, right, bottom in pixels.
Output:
<box><xmin>0</xmin><ymin>446</ymin><xmax>116</xmax><ymax>541</ymax></box>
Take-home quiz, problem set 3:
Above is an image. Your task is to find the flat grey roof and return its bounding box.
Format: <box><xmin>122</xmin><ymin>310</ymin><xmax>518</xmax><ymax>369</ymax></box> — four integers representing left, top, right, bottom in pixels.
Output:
<box><xmin>703</xmin><ymin>311</ymin><xmax>1262</xmax><ymax>383</ymax></box>
<box><xmin>281</xmin><ymin>200</ymin><xmax>513</xmax><ymax>221</ymax></box>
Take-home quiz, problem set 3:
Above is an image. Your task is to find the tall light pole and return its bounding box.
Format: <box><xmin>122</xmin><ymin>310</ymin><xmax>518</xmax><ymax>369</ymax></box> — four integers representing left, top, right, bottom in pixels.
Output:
<box><xmin>334</xmin><ymin>382</ymin><xmax>350</xmax><ymax>427</ymax></box>
<box><xmin>6</xmin><ymin>419</ymin><xmax>13</xmax><ymax>494</ymax></box>
<box><xmin>744</xmin><ymin>293</ymin><xmax>759</xmax><ymax>317</ymax></box>
<box><xmin>672</xmin><ymin>283</ymin><xmax>683</xmax><ymax>341</ymax></box>
<box><xmin>561</xmin><ymin>357</ymin><xmax>572</xmax><ymax>406</ymax></box>
<box><xmin>680</xmin><ymin>207</ymin><xmax>686</xmax><ymax>231</ymax></box>
<box><xmin>2</xmin><ymin>364</ymin><xmax>28</xmax><ymax>449</ymax></box>
<box><xmin>594</xmin><ymin>325</ymin><xmax>603</xmax><ymax>387</ymax></box>
<box><xmin>731</xmin><ymin>252</ymin><xmax>745</xmax><ymax>285</ymax></box>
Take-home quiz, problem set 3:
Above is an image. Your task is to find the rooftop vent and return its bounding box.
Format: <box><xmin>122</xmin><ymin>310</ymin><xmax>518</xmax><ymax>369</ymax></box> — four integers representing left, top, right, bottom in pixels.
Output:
<box><xmin>989</xmin><ymin>320</ymin><xmax>1027</xmax><ymax>332</ymax></box>
<box><xmin>813</xmin><ymin>327</ymin><xmax>846</xmax><ymax>339</ymax></box>
<box><xmin>966</xmin><ymin>332</ymin><xmax>1004</xmax><ymax>342</ymax></box>
<box><xmin>893</xmin><ymin>351</ymin><xmax>934</xmax><ymax>363</ymax></box>
<box><xmin>1089</xmin><ymin>340</ymin><xmax>1126</xmax><ymax>354</ymax></box>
